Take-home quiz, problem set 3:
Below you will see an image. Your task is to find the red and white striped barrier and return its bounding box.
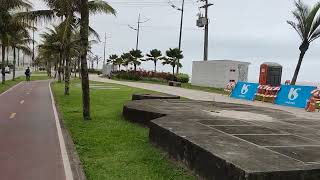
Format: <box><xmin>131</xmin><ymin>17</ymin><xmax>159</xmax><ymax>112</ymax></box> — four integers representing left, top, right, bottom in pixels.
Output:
<box><xmin>255</xmin><ymin>85</ymin><xmax>281</xmax><ymax>103</ymax></box>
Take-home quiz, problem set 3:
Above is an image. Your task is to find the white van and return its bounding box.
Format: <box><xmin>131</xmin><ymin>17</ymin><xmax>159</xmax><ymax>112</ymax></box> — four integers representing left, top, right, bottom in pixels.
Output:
<box><xmin>5</xmin><ymin>66</ymin><xmax>10</xmax><ymax>74</ymax></box>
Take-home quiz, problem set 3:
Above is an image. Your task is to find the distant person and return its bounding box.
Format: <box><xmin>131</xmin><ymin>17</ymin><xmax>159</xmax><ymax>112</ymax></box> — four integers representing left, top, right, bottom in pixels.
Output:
<box><xmin>25</xmin><ymin>67</ymin><xmax>31</xmax><ymax>81</ymax></box>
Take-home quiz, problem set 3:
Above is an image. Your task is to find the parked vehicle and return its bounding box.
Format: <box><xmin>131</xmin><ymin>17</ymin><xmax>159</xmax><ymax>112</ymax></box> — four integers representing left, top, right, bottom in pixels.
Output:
<box><xmin>5</xmin><ymin>66</ymin><xmax>10</xmax><ymax>74</ymax></box>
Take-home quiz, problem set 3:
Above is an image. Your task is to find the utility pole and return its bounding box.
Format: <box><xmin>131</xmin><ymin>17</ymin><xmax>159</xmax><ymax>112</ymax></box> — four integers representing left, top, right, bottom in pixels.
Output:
<box><xmin>128</xmin><ymin>13</ymin><xmax>150</xmax><ymax>50</ymax></box>
<box><xmin>198</xmin><ymin>0</ymin><xmax>213</xmax><ymax>61</ymax></box>
<box><xmin>103</xmin><ymin>32</ymin><xmax>107</xmax><ymax>65</ymax></box>
<box><xmin>169</xmin><ymin>0</ymin><xmax>185</xmax><ymax>74</ymax></box>
<box><xmin>32</xmin><ymin>21</ymin><xmax>35</xmax><ymax>68</ymax></box>
<box><xmin>136</xmin><ymin>14</ymin><xmax>140</xmax><ymax>50</ymax></box>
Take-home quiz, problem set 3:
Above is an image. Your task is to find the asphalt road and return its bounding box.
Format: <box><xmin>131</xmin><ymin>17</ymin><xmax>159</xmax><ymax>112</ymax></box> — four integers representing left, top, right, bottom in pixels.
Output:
<box><xmin>0</xmin><ymin>81</ymin><xmax>67</xmax><ymax>180</ymax></box>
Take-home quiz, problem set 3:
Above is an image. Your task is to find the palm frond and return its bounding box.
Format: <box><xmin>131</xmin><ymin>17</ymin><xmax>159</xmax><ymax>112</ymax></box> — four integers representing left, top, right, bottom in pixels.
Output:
<box><xmin>88</xmin><ymin>0</ymin><xmax>116</xmax><ymax>15</ymax></box>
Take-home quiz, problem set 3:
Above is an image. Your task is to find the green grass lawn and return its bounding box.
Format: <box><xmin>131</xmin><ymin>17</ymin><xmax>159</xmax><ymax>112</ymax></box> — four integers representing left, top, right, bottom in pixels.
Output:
<box><xmin>0</xmin><ymin>75</ymin><xmax>50</xmax><ymax>94</ymax></box>
<box><xmin>52</xmin><ymin>80</ymin><xmax>195</xmax><ymax>180</ymax></box>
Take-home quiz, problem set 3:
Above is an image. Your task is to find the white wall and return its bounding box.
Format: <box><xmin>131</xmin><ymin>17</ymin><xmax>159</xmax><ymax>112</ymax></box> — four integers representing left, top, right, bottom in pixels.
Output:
<box><xmin>191</xmin><ymin>60</ymin><xmax>250</xmax><ymax>88</ymax></box>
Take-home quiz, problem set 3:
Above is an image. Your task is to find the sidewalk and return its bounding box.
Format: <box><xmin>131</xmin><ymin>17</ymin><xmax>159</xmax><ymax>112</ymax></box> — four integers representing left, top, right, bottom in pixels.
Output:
<box><xmin>90</xmin><ymin>75</ymin><xmax>320</xmax><ymax>120</ymax></box>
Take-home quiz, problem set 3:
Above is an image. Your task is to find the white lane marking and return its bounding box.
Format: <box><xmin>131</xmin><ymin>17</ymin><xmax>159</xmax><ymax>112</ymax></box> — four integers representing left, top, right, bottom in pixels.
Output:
<box><xmin>0</xmin><ymin>82</ymin><xmax>23</xmax><ymax>97</ymax></box>
<box><xmin>9</xmin><ymin>113</ymin><xmax>16</xmax><ymax>119</ymax></box>
<box><xmin>20</xmin><ymin>100</ymin><xmax>25</xmax><ymax>104</ymax></box>
<box><xmin>49</xmin><ymin>82</ymin><xmax>74</xmax><ymax>180</ymax></box>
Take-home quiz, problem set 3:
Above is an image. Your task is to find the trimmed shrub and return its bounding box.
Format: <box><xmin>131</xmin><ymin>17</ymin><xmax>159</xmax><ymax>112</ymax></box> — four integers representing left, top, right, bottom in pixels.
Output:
<box><xmin>88</xmin><ymin>69</ymin><xmax>102</xmax><ymax>75</ymax></box>
<box><xmin>111</xmin><ymin>70</ymin><xmax>174</xmax><ymax>82</ymax></box>
<box><xmin>176</xmin><ymin>73</ymin><xmax>190</xmax><ymax>83</ymax></box>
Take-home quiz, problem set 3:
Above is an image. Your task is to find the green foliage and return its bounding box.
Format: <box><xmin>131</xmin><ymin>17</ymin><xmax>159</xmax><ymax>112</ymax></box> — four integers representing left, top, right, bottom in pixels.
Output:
<box><xmin>52</xmin><ymin>80</ymin><xmax>195</xmax><ymax>180</ymax></box>
<box><xmin>129</xmin><ymin>49</ymin><xmax>143</xmax><ymax>71</ymax></box>
<box><xmin>162</xmin><ymin>48</ymin><xmax>183</xmax><ymax>75</ymax></box>
<box><xmin>176</xmin><ymin>73</ymin><xmax>190</xmax><ymax>83</ymax></box>
<box><xmin>88</xmin><ymin>69</ymin><xmax>102</xmax><ymax>75</ymax></box>
<box><xmin>287</xmin><ymin>1</ymin><xmax>320</xmax><ymax>84</ymax></box>
<box><xmin>145</xmin><ymin>49</ymin><xmax>162</xmax><ymax>72</ymax></box>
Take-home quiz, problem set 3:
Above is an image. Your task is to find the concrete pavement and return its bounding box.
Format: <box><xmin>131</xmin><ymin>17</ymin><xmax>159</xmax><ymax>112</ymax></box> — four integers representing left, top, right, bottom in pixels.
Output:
<box><xmin>90</xmin><ymin>75</ymin><xmax>320</xmax><ymax>119</ymax></box>
<box><xmin>0</xmin><ymin>81</ymin><xmax>72</xmax><ymax>180</ymax></box>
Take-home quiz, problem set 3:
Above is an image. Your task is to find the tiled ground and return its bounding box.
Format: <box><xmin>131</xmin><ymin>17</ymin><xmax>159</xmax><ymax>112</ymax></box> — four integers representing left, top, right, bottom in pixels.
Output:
<box><xmin>123</xmin><ymin>99</ymin><xmax>320</xmax><ymax>179</ymax></box>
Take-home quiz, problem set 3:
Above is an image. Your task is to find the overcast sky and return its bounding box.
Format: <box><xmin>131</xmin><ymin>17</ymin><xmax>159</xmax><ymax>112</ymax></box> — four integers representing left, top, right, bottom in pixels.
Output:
<box><xmin>32</xmin><ymin>0</ymin><xmax>320</xmax><ymax>83</ymax></box>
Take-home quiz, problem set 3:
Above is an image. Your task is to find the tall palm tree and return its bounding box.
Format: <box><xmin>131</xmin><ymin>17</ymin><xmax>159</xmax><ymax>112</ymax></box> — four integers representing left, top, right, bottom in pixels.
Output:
<box><xmin>79</xmin><ymin>0</ymin><xmax>91</xmax><ymax>120</ymax></box>
<box><xmin>287</xmin><ymin>0</ymin><xmax>320</xmax><ymax>85</ymax></box>
<box><xmin>8</xmin><ymin>31</ymin><xmax>33</xmax><ymax>80</ymax></box>
<box><xmin>162</xmin><ymin>48</ymin><xmax>183</xmax><ymax>76</ymax></box>
<box><xmin>0</xmin><ymin>0</ymin><xmax>32</xmax><ymax>84</ymax></box>
<box><xmin>129</xmin><ymin>49</ymin><xmax>143</xmax><ymax>71</ymax></box>
<box><xmin>145</xmin><ymin>49</ymin><xmax>162</xmax><ymax>72</ymax></box>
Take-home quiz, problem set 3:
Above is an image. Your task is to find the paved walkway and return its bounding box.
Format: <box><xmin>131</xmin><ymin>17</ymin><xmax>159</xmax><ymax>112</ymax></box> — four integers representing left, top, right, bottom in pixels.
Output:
<box><xmin>90</xmin><ymin>75</ymin><xmax>320</xmax><ymax>120</ymax></box>
<box><xmin>0</xmin><ymin>80</ymin><xmax>72</xmax><ymax>180</ymax></box>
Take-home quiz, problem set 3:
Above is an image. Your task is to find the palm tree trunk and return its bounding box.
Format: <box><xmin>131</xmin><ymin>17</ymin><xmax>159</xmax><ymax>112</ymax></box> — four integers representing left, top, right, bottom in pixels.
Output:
<box><xmin>154</xmin><ymin>60</ymin><xmax>157</xmax><ymax>72</ymax></box>
<box><xmin>17</xmin><ymin>49</ymin><xmax>20</xmax><ymax>67</ymax></box>
<box><xmin>12</xmin><ymin>47</ymin><xmax>16</xmax><ymax>81</ymax></box>
<box><xmin>172</xmin><ymin>65</ymin><xmax>175</xmax><ymax>80</ymax></box>
<box><xmin>58</xmin><ymin>52</ymin><xmax>62</xmax><ymax>82</ymax></box>
<box><xmin>6</xmin><ymin>46</ymin><xmax>9</xmax><ymax>65</ymax></box>
<box><xmin>62</xmin><ymin>58</ymin><xmax>65</xmax><ymax>81</ymax></box>
<box><xmin>291</xmin><ymin>50</ymin><xmax>307</xmax><ymax>85</ymax></box>
<box><xmin>1</xmin><ymin>44</ymin><xmax>6</xmax><ymax>84</ymax></box>
<box><xmin>134</xmin><ymin>64</ymin><xmax>137</xmax><ymax>71</ymax></box>
<box><xmin>22</xmin><ymin>53</ymin><xmax>25</xmax><ymax>67</ymax></box>
<box><xmin>64</xmin><ymin>57</ymin><xmax>71</xmax><ymax>95</ymax></box>
<box><xmin>80</xmin><ymin>0</ymin><xmax>91</xmax><ymax>120</ymax></box>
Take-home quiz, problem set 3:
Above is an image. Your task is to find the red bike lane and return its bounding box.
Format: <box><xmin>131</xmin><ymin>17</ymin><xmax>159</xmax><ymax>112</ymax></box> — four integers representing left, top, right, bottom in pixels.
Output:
<box><xmin>0</xmin><ymin>81</ymin><xmax>71</xmax><ymax>180</ymax></box>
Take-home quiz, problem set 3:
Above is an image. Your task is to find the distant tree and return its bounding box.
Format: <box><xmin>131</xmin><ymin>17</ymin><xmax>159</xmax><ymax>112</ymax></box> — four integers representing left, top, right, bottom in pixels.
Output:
<box><xmin>108</xmin><ymin>54</ymin><xmax>118</xmax><ymax>64</ymax></box>
<box><xmin>162</xmin><ymin>48</ymin><xmax>183</xmax><ymax>76</ymax></box>
<box><xmin>107</xmin><ymin>54</ymin><xmax>118</xmax><ymax>71</ymax></box>
<box><xmin>115</xmin><ymin>57</ymin><xmax>123</xmax><ymax>70</ymax></box>
<box><xmin>287</xmin><ymin>0</ymin><xmax>320</xmax><ymax>85</ymax></box>
<box><xmin>121</xmin><ymin>52</ymin><xmax>133</xmax><ymax>70</ymax></box>
<box><xmin>129</xmin><ymin>49</ymin><xmax>143</xmax><ymax>71</ymax></box>
<box><xmin>145</xmin><ymin>49</ymin><xmax>162</xmax><ymax>72</ymax></box>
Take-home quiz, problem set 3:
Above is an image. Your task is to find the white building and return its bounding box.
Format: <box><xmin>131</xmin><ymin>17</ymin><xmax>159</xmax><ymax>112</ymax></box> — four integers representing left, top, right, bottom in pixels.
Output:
<box><xmin>102</xmin><ymin>64</ymin><xmax>118</xmax><ymax>76</ymax></box>
<box><xmin>191</xmin><ymin>60</ymin><xmax>250</xmax><ymax>88</ymax></box>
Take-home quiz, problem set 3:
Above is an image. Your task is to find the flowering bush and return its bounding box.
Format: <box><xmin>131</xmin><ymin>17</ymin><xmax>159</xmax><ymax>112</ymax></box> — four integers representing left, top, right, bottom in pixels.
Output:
<box><xmin>111</xmin><ymin>70</ymin><xmax>174</xmax><ymax>81</ymax></box>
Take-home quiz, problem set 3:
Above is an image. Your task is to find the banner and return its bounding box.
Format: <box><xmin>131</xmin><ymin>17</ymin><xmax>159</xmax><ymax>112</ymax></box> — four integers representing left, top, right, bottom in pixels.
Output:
<box><xmin>231</xmin><ymin>82</ymin><xmax>259</xmax><ymax>101</ymax></box>
<box><xmin>275</xmin><ymin>85</ymin><xmax>316</xmax><ymax>108</ymax></box>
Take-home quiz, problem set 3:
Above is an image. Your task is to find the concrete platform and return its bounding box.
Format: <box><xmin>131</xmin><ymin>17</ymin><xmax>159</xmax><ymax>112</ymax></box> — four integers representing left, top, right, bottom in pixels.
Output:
<box><xmin>132</xmin><ymin>93</ymin><xmax>180</xmax><ymax>100</ymax></box>
<box><xmin>123</xmin><ymin>99</ymin><xmax>320</xmax><ymax>180</ymax></box>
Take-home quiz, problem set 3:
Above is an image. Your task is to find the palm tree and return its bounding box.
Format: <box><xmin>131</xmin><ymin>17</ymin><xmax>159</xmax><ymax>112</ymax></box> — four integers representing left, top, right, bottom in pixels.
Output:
<box><xmin>287</xmin><ymin>0</ymin><xmax>320</xmax><ymax>85</ymax></box>
<box><xmin>162</xmin><ymin>48</ymin><xmax>183</xmax><ymax>77</ymax></box>
<box><xmin>115</xmin><ymin>57</ymin><xmax>124</xmax><ymax>71</ymax></box>
<box><xmin>0</xmin><ymin>0</ymin><xmax>33</xmax><ymax>84</ymax></box>
<box><xmin>145</xmin><ymin>49</ymin><xmax>162</xmax><ymax>72</ymax></box>
<box><xmin>78</xmin><ymin>0</ymin><xmax>115</xmax><ymax>120</ymax></box>
<box><xmin>129</xmin><ymin>49</ymin><xmax>143</xmax><ymax>71</ymax></box>
<box><xmin>121</xmin><ymin>52</ymin><xmax>133</xmax><ymax>70</ymax></box>
<box><xmin>8</xmin><ymin>31</ymin><xmax>32</xmax><ymax>81</ymax></box>
<box><xmin>107</xmin><ymin>54</ymin><xmax>118</xmax><ymax>71</ymax></box>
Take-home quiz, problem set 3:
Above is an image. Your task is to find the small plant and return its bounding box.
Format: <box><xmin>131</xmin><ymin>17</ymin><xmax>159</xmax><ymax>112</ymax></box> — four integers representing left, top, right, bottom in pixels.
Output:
<box><xmin>176</xmin><ymin>73</ymin><xmax>189</xmax><ymax>83</ymax></box>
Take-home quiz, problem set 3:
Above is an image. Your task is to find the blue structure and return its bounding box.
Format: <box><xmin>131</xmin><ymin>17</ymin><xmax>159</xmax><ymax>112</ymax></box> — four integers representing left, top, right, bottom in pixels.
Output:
<box><xmin>231</xmin><ymin>82</ymin><xmax>259</xmax><ymax>101</ymax></box>
<box><xmin>275</xmin><ymin>85</ymin><xmax>316</xmax><ymax>108</ymax></box>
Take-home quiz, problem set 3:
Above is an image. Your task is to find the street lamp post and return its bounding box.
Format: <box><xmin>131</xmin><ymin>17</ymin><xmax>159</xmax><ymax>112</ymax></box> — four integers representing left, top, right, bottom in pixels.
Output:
<box><xmin>170</xmin><ymin>0</ymin><xmax>185</xmax><ymax>74</ymax></box>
